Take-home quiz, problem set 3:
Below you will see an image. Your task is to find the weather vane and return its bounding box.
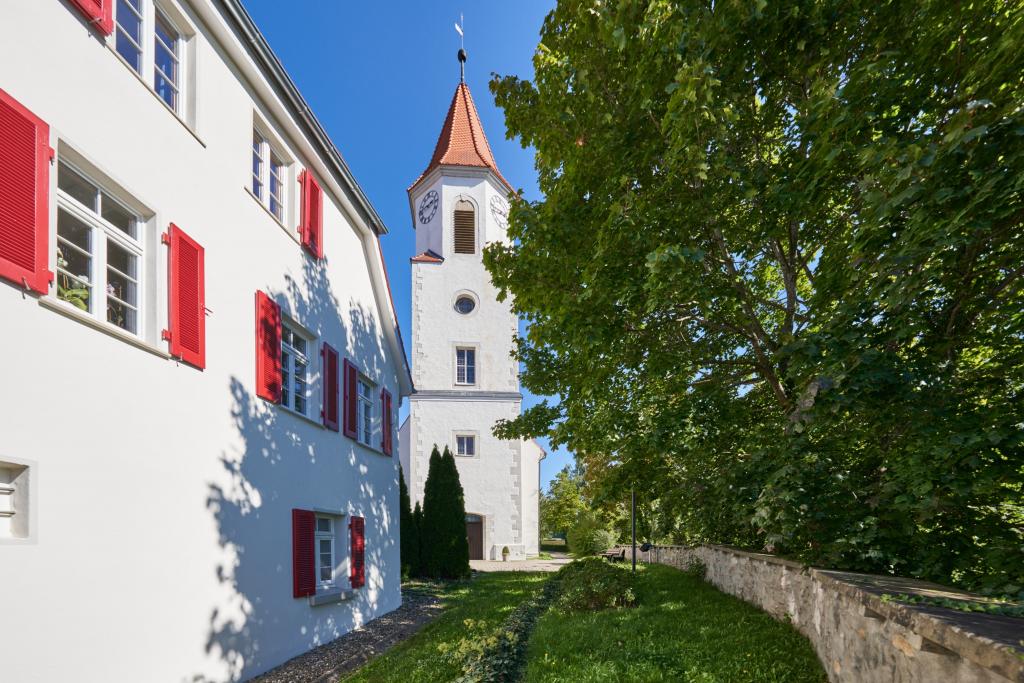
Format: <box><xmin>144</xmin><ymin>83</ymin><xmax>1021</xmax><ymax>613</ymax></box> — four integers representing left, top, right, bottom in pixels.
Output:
<box><xmin>455</xmin><ymin>13</ymin><xmax>466</xmax><ymax>82</ymax></box>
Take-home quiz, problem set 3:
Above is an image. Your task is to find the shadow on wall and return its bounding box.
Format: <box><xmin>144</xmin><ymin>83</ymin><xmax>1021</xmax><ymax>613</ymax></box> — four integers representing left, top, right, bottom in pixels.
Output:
<box><xmin>197</xmin><ymin>255</ymin><xmax>399</xmax><ymax>681</ymax></box>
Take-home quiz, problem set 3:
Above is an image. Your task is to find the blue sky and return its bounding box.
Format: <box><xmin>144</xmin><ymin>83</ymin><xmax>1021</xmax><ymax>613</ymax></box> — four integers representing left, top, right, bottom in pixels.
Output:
<box><xmin>240</xmin><ymin>0</ymin><xmax>570</xmax><ymax>491</ymax></box>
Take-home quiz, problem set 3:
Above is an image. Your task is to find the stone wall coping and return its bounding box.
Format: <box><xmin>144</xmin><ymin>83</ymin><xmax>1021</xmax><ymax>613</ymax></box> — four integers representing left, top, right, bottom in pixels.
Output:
<box><xmin>624</xmin><ymin>544</ymin><xmax>1024</xmax><ymax>682</ymax></box>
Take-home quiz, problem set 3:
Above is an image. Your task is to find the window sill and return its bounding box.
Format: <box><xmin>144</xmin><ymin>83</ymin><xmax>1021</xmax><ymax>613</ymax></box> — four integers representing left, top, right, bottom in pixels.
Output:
<box><xmin>245</xmin><ymin>187</ymin><xmax>297</xmax><ymax>244</ymax></box>
<box><xmin>277</xmin><ymin>403</ymin><xmax>325</xmax><ymax>430</ymax></box>
<box><xmin>107</xmin><ymin>45</ymin><xmax>206</xmax><ymax>148</ymax></box>
<box><xmin>309</xmin><ymin>587</ymin><xmax>357</xmax><ymax>607</ymax></box>
<box><xmin>39</xmin><ymin>297</ymin><xmax>172</xmax><ymax>361</ymax></box>
<box><xmin>349</xmin><ymin>436</ymin><xmax>390</xmax><ymax>458</ymax></box>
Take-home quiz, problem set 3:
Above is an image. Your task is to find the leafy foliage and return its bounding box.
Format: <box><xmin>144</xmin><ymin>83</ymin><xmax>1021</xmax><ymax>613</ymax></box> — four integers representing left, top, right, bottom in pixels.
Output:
<box><xmin>880</xmin><ymin>592</ymin><xmax>1024</xmax><ymax>619</ymax></box>
<box><xmin>682</xmin><ymin>557</ymin><xmax>707</xmax><ymax>581</ymax></box>
<box><xmin>487</xmin><ymin>0</ymin><xmax>1024</xmax><ymax>593</ymax></box>
<box><xmin>539</xmin><ymin>465</ymin><xmax>587</xmax><ymax>538</ymax></box>
<box><xmin>449</xmin><ymin>576</ymin><xmax>563</xmax><ymax>683</ymax></box>
<box><xmin>421</xmin><ymin>445</ymin><xmax>471</xmax><ymax>579</ymax></box>
<box><xmin>554</xmin><ymin>558</ymin><xmax>637</xmax><ymax>611</ymax></box>
<box><xmin>566</xmin><ymin>510</ymin><xmax>618</xmax><ymax>555</ymax></box>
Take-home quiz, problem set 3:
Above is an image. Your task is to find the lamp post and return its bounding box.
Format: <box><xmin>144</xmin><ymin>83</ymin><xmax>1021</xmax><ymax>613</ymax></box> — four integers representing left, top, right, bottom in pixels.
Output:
<box><xmin>631</xmin><ymin>488</ymin><xmax>636</xmax><ymax>572</ymax></box>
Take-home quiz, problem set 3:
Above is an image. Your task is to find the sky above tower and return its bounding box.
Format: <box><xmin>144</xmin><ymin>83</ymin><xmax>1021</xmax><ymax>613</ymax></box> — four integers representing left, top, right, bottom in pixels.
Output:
<box><xmin>239</xmin><ymin>0</ymin><xmax>569</xmax><ymax>492</ymax></box>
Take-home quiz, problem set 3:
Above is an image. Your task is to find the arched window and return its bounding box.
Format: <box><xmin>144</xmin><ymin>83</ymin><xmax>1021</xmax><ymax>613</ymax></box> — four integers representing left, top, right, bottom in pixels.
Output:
<box><xmin>453</xmin><ymin>200</ymin><xmax>475</xmax><ymax>254</ymax></box>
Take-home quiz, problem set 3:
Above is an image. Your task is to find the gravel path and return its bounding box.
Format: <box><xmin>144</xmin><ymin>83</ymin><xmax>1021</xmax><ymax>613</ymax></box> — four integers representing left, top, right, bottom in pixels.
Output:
<box><xmin>469</xmin><ymin>552</ymin><xmax>572</xmax><ymax>573</ymax></box>
<box><xmin>248</xmin><ymin>586</ymin><xmax>444</xmax><ymax>683</ymax></box>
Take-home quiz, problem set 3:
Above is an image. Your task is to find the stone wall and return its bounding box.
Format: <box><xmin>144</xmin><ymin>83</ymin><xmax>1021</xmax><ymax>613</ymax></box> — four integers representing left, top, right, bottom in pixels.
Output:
<box><xmin>616</xmin><ymin>544</ymin><xmax>1023</xmax><ymax>683</ymax></box>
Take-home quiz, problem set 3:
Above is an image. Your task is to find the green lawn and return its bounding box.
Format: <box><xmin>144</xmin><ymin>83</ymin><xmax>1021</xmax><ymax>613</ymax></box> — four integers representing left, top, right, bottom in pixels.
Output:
<box><xmin>524</xmin><ymin>564</ymin><xmax>827</xmax><ymax>682</ymax></box>
<box><xmin>343</xmin><ymin>573</ymin><xmax>548</xmax><ymax>683</ymax></box>
<box><xmin>344</xmin><ymin>565</ymin><xmax>825</xmax><ymax>683</ymax></box>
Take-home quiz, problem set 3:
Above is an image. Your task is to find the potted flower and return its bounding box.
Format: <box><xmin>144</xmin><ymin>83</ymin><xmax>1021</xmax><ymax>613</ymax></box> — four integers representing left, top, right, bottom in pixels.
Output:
<box><xmin>501</xmin><ymin>546</ymin><xmax>510</xmax><ymax>562</ymax></box>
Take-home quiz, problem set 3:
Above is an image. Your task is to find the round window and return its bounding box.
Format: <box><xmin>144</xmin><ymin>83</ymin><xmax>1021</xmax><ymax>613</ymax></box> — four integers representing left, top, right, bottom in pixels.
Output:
<box><xmin>454</xmin><ymin>295</ymin><xmax>476</xmax><ymax>315</ymax></box>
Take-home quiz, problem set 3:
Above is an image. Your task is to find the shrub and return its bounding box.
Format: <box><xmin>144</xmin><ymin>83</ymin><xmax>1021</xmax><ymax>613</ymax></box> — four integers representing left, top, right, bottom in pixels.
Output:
<box><xmin>554</xmin><ymin>557</ymin><xmax>636</xmax><ymax>611</ymax></box>
<box><xmin>683</xmin><ymin>557</ymin><xmax>707</xmax><ymax>580</ymax></box>
<box><xmin>445</xmin><ymin>575</ymin><xmax>562</xmax><ymax>682</ymax></box>
<box><xmin>399</xmin><ymin>466</ymin><xmax>417</xmax><ymax>579</ymax></box>
<box><xmin>566</xmin><ymin>512</ymin><xmax>617</xmax><ymax>555</ymax></box>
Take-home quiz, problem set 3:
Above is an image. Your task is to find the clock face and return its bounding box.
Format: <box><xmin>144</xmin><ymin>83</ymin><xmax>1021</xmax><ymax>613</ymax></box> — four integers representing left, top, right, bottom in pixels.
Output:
<box><xmin>418</xmin><ymin>190</ymin><xmax>439</xmax><ymax>225</ymax></box>
<box><xmin>490</xmin><ymin>195</ymin><xmax>509</xmax><ymax>229</ymax></box>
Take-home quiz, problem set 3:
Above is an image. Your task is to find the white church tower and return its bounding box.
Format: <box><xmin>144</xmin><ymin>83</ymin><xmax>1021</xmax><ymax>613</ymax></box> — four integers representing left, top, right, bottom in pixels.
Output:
<box><xmin>399</xmin><ymin>51</ymin><xmax>544</xmax><ymax>560</ymax></box>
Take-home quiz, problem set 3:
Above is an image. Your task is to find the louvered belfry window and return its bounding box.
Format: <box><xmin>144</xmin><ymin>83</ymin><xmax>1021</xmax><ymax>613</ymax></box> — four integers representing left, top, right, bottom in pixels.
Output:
<box><xmin>453</xmin><ymin>200</ymin><xmax>475</xmax><ymax>254</ymax></box>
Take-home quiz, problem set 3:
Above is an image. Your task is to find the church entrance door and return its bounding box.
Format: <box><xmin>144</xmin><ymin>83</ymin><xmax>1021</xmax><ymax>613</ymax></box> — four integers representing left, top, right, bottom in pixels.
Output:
<box><xmin>465</xmin><ymin>514</ymin><xmax>483</xmax><ymax>560</ymax></box>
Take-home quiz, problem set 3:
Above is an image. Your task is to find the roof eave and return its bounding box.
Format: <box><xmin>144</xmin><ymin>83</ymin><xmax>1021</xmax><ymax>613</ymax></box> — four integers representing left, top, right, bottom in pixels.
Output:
<box><xmin>215</xmin><ymin>0</ymin><xmax>388</xmax><ymax>236</ymax></box>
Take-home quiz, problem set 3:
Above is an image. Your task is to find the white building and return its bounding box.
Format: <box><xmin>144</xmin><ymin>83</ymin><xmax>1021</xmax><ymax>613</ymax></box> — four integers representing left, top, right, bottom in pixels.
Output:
<box><xmin>0</xmin><ymin>1</ymin><xmax>412</xmax><ymax>681</ymax></box>
<box><xmin>399</xmin><ymin>67</ymin><xmax>545</xmax><ymax>561</ymax></box>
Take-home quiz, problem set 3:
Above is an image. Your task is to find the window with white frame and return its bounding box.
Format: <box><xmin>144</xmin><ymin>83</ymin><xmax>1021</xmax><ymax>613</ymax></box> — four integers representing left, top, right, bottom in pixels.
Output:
<box><xmin>456</xmin><ymin>347</ymin><xmax>476</xmax><ymax>385</ymax></box>
<box><xmin>280</xmin><ymin>322</ymin><xmax>311</xmax><ymax>416</ymax></box>
<box><xmin>252</xmin><ymin>127</ymin><xmax>288</xmax><ymax>222</ymax></box>
<box><xmin>55</xmin><ymin>161</ymin><xmax>143</xmax><ymax>336</ymax></box>
<box><xmin>357</xmin><ymin>378</ymin><xmax>374</xmax><ymax>447</ymax></box>
<box><xmin>456</xmin><ymin>435</ymin><xmax>476</xmax><ymax>457</ymax></box>
<box><xmin>153</xmin><ymin>8</ymin><xmax>182</xmax><ymax>112</ymax></box>
<box><xmin>113</xmin><ymin>1</ymin><xmax>193</xmax><ymax>121</ymax></box>
<box><xmin>115</xmin><ymin>0</ymin><xmax>144</xmax><ymax>74</ymax></box>
<box><xmin>315</xmin><ymin>516</ymin><xmax>335</xmax><ymax>586</ymax></box>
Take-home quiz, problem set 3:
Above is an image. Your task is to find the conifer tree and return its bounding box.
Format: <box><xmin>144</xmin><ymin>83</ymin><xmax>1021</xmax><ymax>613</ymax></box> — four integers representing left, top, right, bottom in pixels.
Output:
<box><xmin>439</xmin><ymin>446</ymin><xmax>471</xmax><ymax>577</ymax></box>
<box><xmin>411</xmin><ymin>501</ymin><xmax>424</xmax><ymax>578</ymax></box>
<box><xmin>421</xmin><ymin>445</ymin><xmax>471</xmax><ymax>579</ymax></box>
<box><xmin>419</xmin><ymin>446</ymin><xmax>445</xmax><ymax>577</ymax></box>
<box><xmin>399</xmin><ymin>465</ymin><xmax>415</xmax><ymax>579</ymax></box>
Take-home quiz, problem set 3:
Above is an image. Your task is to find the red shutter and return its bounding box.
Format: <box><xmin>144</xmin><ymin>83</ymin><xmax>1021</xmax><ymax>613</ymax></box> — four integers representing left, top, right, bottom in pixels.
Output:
<box><xmin>342</xmin><ymin>359</ymin><xmax>358</xmax><ymax>439</ymax></box>
<box><xmin>299</xmin><ymin>170</ymin><xmax>323</xmax><ymax>259</ymax></box>
<box><xmin>350</xmin><ymin>515</ymin><xmax>365</xmax><ymax>589</ymax></box>
<box><xmin>67</xmin><ymin>0</ymin><xmax>114</xmax><ymax>35</ymax></box>
<box><xmin>255</xmin><ymin>291</ymin><xmax>282</xmax><ymax>403</ymax></box>
<box><xmin>292</xmin><ymin>509</ymin><xmax>316</xmax><ymax>598</ymax></box>
<box><xmin>163</xmin><ymin>224</ymin><xmax>205</xmax><ymax>369</ymax></box>
<box><xmin>380</xmin><ymin>389</ymin><xmax>393</xmax><ymax>455</ymax></box>
<box><xmin>0</xmin><ymin>88</ymin><xmax>51</xmax><ymax>295</ymax></box>
<box><xmin>322</xmin><ymin>342</ymin><xmax>340</xmax><ymax>431</ymax></box>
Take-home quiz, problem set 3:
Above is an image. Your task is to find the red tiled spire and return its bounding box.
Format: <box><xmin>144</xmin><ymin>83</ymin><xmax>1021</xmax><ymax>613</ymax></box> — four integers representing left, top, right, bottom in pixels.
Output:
<box><xmin>409</xmin><ymin>82</ymin><xmax>512</xmax><ymax>192</ymax></box>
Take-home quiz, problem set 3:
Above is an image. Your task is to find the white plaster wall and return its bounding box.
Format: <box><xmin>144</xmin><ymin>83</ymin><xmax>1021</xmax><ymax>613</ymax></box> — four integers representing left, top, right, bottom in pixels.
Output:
<box><xmin>409</xmin><ymin>180</ymin><xmax>516</xmax><ymax>394</ymax></box>
<box><xmin>399</xmin><ymin>416</ymin><xmax>412</xmax><ymax>489</ymax></box>
<box><xmin>408</xmin><ymin>398</ymin><xmax>526</xmax><ymax>559</ymax></box>
<box><xmin>405</xmin><ymin>167</ymin><xmax>533</xmax><ymax>559</ymax></box>
<box><xmin>0</xmin><ymin>2</ymin><xmax>404</xmax><ymax>681</ymax></box>
<box><xmin>520</xmin><ymin>440</ymin><xmax>543</xmax><ymax>556</ymax></box>
<box><xmin>412</xmin><ymin>178</ymin><xmax>443</xmax><ymax>257</ymax></box>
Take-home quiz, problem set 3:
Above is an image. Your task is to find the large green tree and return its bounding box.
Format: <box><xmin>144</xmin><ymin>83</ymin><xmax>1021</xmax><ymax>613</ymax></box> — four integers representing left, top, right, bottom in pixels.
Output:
<box><xmin>487</xmin><ymin>0</ymin><xmax>1023</xmax><ymax>593</ymax></box>
<box><xmin>540</xmin><ymin>465</ymin><xmax>588</xmax><ymax>538</ymax></box>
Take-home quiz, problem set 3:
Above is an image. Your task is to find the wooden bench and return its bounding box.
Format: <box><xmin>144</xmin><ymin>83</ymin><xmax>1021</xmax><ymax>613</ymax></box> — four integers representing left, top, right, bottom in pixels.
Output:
<box><xmin>601</xmin><ymin>548</ymin><xmax>626</xmax><ymax>563</ymax></box>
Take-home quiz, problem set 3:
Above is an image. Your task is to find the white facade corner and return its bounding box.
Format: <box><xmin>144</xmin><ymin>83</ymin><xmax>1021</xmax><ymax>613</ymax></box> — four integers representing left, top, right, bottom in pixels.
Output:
<box><xmin>0</xmin><ymin>1</ymin><xmax>408</xmax><ymax>680</ymax></box>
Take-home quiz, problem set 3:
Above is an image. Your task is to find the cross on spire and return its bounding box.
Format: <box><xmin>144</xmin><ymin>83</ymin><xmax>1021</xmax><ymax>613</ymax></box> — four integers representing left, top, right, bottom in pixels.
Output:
<box><xmin>455</xmin><ymin>13</ymin><xmax>466</xmax><ymax>82</ymax></box>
